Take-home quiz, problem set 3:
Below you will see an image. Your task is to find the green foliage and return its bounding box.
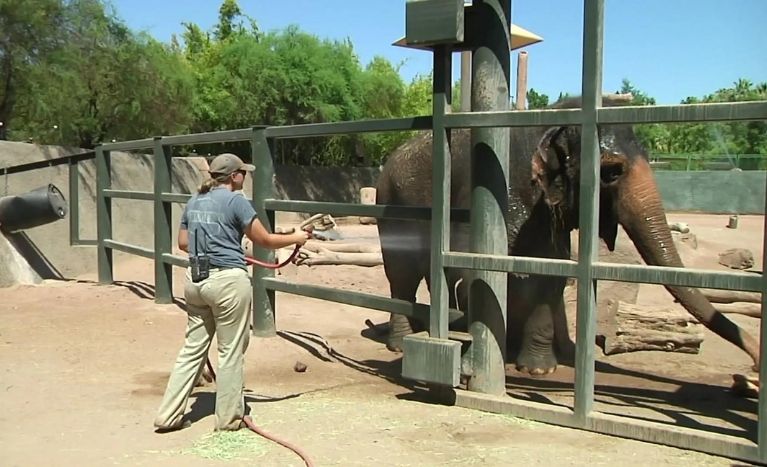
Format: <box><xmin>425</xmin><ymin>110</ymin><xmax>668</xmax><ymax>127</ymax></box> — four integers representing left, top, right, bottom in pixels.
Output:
<box><xmin>10</xmin><ymin>0</ymin><xmax>195</xmax><ymax>148</ymax></box>
<box><xmin>526</xmin><ymin>88</ymin><xmax>549</xmax><ymax>109</ymax></box>
<box><xmin>660</xmin><ymin>79</ymin><xmax>767</xmax><ymax>168</ymax></box>
<box><xmin>616</xmin><ymin>78</ymin><xmax>766</xmax><ymax>168</ymax></box>
<box><xmin>0</xmin><ymin>0</ymin><xmax>65</xmax><ymax>139</ymax></box>
<box><xmin>4</xmin><ymin>0</ymin><xmax>764</xmax><ymax>168</ymax></box>
<box><xmin>616</xmin><ymin>79</ymin><xmax>669</xmax><ymax>153</ymax></box>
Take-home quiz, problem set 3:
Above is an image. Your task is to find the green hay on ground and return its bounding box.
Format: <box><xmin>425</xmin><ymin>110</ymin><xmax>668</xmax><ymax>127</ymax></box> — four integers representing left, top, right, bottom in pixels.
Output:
<box><xmin>181</xmin><ymin>430</ymin><xmax>270</xmax><ymax>461</ymax></box>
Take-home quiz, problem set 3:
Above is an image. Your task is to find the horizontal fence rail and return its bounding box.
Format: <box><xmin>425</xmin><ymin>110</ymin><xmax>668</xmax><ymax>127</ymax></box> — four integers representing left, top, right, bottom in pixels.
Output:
<box><xmin>0</xmin><ymin>150</ymin><xmax>95</xmax><ymax>175</ymax></box>
<box><xmin>443</xmin><ymin>101</ymin><xmax>767</xmax><ymax>130</ymax></box>
<box><xmin>103</xmin><ymin>239</ymin><xmax>153</xmax><ymax>259</ymax></box>
<box><xmin>264</xmin><ymin>199</ymin><xmax>471</xmax><ymax>222</ymax></box>
<box><xmin>161</xmin><ymin>128</ymin><xmax>255</xmax><ymax>146</ymax></box>
<box><xmin>443</xmin><ymin>251</ymin><xmax>763</xmax><ymax>292</ymax></box>
<box><xmin>99</xmin><ymin>138</ymin><xmax>155</xmax><ymax>152</ymax></box>
<box><xmin>264</xmin><ymin>116</ymin><xmax>433</xmax><ymax>139</ymax></box>
<box><xmin>103</xmin><ymin>189</ymin><xmax>155</xmax><ymax>201</ymax></box>
<box><xmin>262</xmin><ymin>277</ymin><xmax>463</xmax><ymax>324</ymax></box>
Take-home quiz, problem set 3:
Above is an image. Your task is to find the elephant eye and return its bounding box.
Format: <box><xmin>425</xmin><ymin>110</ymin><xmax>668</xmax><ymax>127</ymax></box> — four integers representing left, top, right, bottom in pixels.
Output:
<box><xmin>600</xmin><ymin>161</ymin><xmax>624</xmax><ymax>185</ymax></box>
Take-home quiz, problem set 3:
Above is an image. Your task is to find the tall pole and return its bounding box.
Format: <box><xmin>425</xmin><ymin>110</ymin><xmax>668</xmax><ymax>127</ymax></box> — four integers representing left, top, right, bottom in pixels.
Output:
<box><xmin>460</xmin><ymin>50</ymin><xmax>471</xmax><ymax>112</ymax></box>
<box><xmin>467</xmin><ymin>0</ymin><xmax>511</xmax><ymax>396</ymax></box>
<box><xmin>515</xmin><ymin>51</ymin><xmax>528</xmax><ymax>110</ymax></box>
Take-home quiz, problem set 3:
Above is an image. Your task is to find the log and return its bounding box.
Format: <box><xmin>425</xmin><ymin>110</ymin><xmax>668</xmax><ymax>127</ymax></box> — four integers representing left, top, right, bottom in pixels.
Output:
<box><xmin>600</xmin><ymin>300</ymin><xmax>704</xmax><ymax>356</ymax></box>
<box><xmin>295</xmin><ymin>248</ymin><xmax>383</xmax><ymax>267</ymax></box>
<box><xmin>713</xmin><ymin>302</ymin><xmax>761</xmax><ymax>318</ymax></box>
<box><xmin>359</xmin><ymin>187</ymin><xmax>377</xmax><ymax>225</ymax></box>
<box><xmin>302</xmin><ymin>240</ymin><xmax>380</xmax><ymax>254</ymax></box>
<box><xmin>701</xmin><ymin>288</ymin><xmax>761</xmax><ymax>304</ymax></box>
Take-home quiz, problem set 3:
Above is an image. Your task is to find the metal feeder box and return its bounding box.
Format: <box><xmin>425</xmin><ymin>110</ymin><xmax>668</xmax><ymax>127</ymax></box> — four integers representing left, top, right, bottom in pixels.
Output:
<box><xmin>405</xmin><ymin>0</ymin><xmax>464</xmax><ymax>47</ymax></box>
<box><xmin>401</xmin><ymin>331</ymin><xmax>463</xmax><ymax>387</ymax></box>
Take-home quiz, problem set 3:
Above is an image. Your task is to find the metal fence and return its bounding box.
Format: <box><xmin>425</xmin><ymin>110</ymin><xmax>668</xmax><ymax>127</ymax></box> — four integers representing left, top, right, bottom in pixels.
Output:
<box><xmin>650</xmin><ymin>153</ymin><xmax>766</xmax><ymax>171</ymax></box>
<box><xmin>3</xmin><ymin>0</ymin><xmax>764</xmax><ymax>463</ymax></box>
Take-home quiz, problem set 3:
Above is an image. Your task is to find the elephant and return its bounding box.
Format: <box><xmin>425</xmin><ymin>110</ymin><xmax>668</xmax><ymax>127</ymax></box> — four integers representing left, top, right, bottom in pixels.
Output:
<box><xmin>375</xmin><ymin>96</ymin><xmax>760</xmax><ymax>376</ymax></box>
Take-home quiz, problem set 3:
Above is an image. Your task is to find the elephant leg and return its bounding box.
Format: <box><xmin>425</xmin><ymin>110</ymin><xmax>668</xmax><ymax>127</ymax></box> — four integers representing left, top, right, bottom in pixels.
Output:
<box><xmin>387</xmin><ymin>268</ymin><xmax>424</xmax><ymax>351</ymax></box>
<box><xmin>380</xmin><ymin>221</ymin><xmax>429</xmax><ymax>352</ymax></box>
<box><xmin>515</xmin><ymin>302</ymin><xmax>558</xmax><ymax>375</ymax></box>
<box><xmin>511</xmin><ymin>276</ymin><xmax>566</xmax><ymax>376</ymax></box>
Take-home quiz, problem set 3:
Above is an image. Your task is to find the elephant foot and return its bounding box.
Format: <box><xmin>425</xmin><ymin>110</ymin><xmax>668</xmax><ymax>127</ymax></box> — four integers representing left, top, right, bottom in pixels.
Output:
<box><xmin>386</xmin><ymin>337</ymin><xmax>404</xmax><ymax>353</ymax></box>
<box><xmin>386</xmin><ymin>313</ymin><xmax>414</xmax><ymax>353</ymax></box>
<box><xmin>515</xmin><ymin>348</ymin><xmax>558</xmax><ymax>376</ymax></box>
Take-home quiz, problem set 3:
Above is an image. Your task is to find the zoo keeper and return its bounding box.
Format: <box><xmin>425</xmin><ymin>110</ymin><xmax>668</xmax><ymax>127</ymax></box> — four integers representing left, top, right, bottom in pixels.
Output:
<box><xmin>154</xmin><ymin>153</ymin><xmax>310</xmax><ymax>432</ymax></box>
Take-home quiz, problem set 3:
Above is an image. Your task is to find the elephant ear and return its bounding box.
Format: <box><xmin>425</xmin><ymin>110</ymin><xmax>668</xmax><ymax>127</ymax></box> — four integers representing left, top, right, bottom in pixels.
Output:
<box><xmin>532</xmin><ymin>127</ymin><xmax>570</xmax><ymax>207</ymax></box>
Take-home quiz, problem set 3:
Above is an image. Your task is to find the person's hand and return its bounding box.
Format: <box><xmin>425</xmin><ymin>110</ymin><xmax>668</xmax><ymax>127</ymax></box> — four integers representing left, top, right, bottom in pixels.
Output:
<box><xmin>293</xmin><ymin>230</ymin><xmax>311</xmax><ymax>246</ymax></box>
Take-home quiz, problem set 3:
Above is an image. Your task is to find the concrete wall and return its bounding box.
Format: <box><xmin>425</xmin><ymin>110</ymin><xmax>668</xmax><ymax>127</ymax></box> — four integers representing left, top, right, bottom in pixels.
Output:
<box><xmin>654</xmin><ymin>170</ymin><xmax>766</xmax><ymax>214</ymax></box>
<box><xmin>1</xmin><ymin>140</ymin><xmax>763</xmax><ymax>285</ymax></box>
<box><xmin>0</xmin><ymin>141</ymin><xmax>207</xmax><ymax>284</ymax></box>
<box><xmin>274</xmin><ymin>165</ymin><xmax>380</xmax><ymax>204</ymax></box>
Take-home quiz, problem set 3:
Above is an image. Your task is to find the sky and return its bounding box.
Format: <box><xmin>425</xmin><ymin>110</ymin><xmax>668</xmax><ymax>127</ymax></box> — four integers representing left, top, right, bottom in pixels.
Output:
<box><xmin>111</xmin><ymin>0</ymin><xmax>767</xmax><ymax>105</ymax></box>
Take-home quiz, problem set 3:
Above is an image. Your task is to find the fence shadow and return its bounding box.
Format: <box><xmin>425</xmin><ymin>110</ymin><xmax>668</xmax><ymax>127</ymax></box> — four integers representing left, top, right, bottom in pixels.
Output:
<box><xmin>503</xmin><ymin>360</ymin><xmax>757</xmax><ymax>442</ymax></box>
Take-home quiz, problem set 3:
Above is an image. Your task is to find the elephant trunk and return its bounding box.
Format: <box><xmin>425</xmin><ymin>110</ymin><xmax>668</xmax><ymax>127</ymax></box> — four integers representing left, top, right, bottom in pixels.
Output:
<box><xmin>616</xmin><ymin>159</ymin><xmax>760</xmax><ymax>366</ymax></box>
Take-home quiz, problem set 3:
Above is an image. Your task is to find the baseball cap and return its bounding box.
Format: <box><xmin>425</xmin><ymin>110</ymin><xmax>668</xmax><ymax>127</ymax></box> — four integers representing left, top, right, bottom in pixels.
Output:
<box><xmin>208</xmin><ymin>153</ymin><xmax>255</xmax><ymax>175</ymax></box>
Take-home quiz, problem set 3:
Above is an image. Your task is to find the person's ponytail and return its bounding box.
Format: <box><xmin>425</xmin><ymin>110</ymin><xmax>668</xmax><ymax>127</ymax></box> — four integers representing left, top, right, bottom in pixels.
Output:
<box><xmin>198</xmin><ymin>173</ymin><xmax>230</xmax><ymax>194</ymax></box>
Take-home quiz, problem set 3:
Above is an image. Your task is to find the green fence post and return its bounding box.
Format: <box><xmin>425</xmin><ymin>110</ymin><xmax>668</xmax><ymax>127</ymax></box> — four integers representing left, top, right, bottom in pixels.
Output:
<box><xmin>96</xmin><ymin>147</ymin><xmax>113</xmax><ymax>284</ymax></box>
<box><xmin>68</xmin><ymin>158</ymin><xmax>80</xmax><ymax>245</ymax></box>
<box><xmin>759</xmin><ymin>161</ymin><xmax>767</xmax><ymax>461</ymax></box>
<box><xmin>466</xmin><ymin>0</ymin><xmax>510</xmax><ymax>396</ymax></box>
<box><xmin>153</xmin><ymin>137</ymin><xmax>173</xmax><ymax>304</ymax></box>
<box><xmin>251</xmin><ymin>127</ymin><xmax>277</xmax><ymax>336</ymax></box>
<box><xmin>573</xmin><ymin>0</ymin><xmax>604</xmax><ymax>423</ymax></box>
<box><xmin>429</xmin><ymin>44</ymin><xmax>452</xmax><ymax>340</ymax></box>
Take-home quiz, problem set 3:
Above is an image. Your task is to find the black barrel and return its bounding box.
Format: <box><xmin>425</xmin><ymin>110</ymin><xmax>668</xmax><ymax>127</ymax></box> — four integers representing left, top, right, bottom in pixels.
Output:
<box><xmin>0</xmin><ymin>184</ymin><xmax>68</xmax><ymax>233</ymax></box>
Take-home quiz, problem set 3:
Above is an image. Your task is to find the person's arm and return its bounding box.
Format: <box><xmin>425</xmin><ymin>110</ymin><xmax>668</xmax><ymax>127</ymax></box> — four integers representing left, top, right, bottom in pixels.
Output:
<box><xmin>178</xmin><ymin>203</ymin><xmax>190</xmax><ymax>252</ymax></box>
<box><xmin>178</xmin><ymin>228</ymin><xmax>189</xmax><ymax>253</ymax></box>
<box><xmin>246</xmin><ymin>217</ymin><xmax>309</xmax><ymax>250</ymax></box>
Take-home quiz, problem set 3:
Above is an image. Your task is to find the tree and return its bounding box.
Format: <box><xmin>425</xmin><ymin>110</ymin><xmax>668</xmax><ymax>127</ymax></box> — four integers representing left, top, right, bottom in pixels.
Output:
<box><xmin>357</xmin><ymin>57</ymin><xmax>408</xmax><ymax>165</ymax></box>
<box><xmin>13</xmin><ymin>0</ymin><xmax>195</xmax><ymax>147</ymax></box>
<box><xmin>402</xmin><ymin>73</ymin><xmax>433</xmax><ymax>116</ymax></box>
<box><xmin>526</xmin><ymin>88</ymin><xmax>549</xmax><ymax>109</ymax></box>
<box><xmin>667</xmin><ymin>80</ymin><xmax>767</xmax><ymax>164</ymax></box>
<box><xmin>615</xmin><ymin>79</ymin><xmax>669</xmax><ymax>154</ymax></box>
<box><xmin>0</xmin><ymin>0</ymin><xmax>64</xmax><ymax>140</ymax></box>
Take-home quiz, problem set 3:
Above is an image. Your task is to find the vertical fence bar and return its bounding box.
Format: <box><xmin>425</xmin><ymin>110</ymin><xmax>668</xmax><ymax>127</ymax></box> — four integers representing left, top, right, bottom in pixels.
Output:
<box><xmin>96</xmin><ymin>147</ymin><xmax>113</xmax><ymax>284</ymax></box>
<box><xmin>153</xmin><ymin>137</ymin><xmax>173</xmax><ymax>304</ymax></box>
<box><xmin>758</xmin><ymin>171</ymin><xmax>767</xmax><ymax>461</ymax></box>
<box><xmin>429</xmin><ymin>44</ymin><xmax>452</xmax><ymax>340</ymax></box>
<box><xmin>573</xmin><ymin>0</ymin><xmax>604</xmax><ymax>422</ymax></box>
<box><xmin>251</xmin><ymin>127</ymin><xmax>277</xmax><ymax>336</ymax></box>
<box><xmin>68</xmin><ymin>158</ymin><xmax>80</xmax><ymax>245</ymax></box>
<box><xmin>466</xmin><ymin>0</ymin><xmax>511</xmax><ymax>396</ymax></box>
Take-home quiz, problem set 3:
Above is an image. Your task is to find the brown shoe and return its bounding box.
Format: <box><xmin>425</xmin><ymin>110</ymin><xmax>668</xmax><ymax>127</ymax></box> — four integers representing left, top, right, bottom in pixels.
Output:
<box><xmin>154</xmin><ymin>419</ymin><xmax>191</xmax><ymax>433</ymax></box>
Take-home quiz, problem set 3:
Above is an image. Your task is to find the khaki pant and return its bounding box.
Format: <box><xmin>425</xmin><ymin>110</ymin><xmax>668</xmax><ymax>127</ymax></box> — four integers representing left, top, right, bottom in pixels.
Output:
<box><xmin>155</xmin><ymin>267</ymin><xmax>252</xmax><ymax>431</ymax></box>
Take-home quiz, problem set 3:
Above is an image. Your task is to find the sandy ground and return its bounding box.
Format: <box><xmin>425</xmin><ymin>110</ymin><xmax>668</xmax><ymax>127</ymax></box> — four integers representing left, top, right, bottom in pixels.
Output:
<box><xmin>0</xmin><ymin>213</ymin><xmax>762</xmax><ymax>466</ymax></box>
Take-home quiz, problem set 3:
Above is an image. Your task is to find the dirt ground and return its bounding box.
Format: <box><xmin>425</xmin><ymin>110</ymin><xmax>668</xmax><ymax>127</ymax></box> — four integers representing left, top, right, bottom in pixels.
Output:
<box><xmin>0</xmin><ymin>213</ymin><xmax>762</xmax><ymax>466</ymax></box>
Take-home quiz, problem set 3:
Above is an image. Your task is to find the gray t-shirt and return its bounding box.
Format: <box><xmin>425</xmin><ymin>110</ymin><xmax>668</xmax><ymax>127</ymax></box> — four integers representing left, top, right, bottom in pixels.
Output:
<box><xmin>180</xmin><ymin>187</ymin><xmax>257</xmax><ymax>270</ymax></box>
